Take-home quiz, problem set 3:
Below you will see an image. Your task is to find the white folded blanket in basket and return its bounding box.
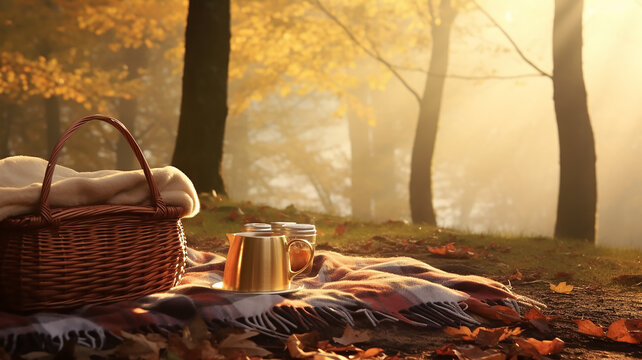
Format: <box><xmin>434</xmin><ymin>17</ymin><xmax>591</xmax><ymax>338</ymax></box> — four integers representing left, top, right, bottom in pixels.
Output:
<box><xmin>0</xmin><ymin>156</ymin><xmax>200</xmax><ymax>221</ymax></box>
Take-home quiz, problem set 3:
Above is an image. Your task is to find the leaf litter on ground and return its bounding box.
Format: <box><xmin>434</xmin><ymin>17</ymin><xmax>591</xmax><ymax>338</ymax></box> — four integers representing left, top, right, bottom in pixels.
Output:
<box><xmin>549</xmin><ymin>281</ymin><xmax>573</xmax><ymax>294</ymax></box>
<box><xmin>428</xmin><ymin>243</ymin><xmax>477</xmax><ymax>259</ymax></box>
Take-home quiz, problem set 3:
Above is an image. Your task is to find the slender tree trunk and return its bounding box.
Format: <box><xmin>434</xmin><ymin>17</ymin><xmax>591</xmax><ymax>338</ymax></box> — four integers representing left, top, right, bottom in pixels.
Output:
<box><xmin>44</xmin><ymin>96</ymin><xmax>60</xmax><ymax>155</ymax></box>
<box><xmin>409</xmin><ymin>0</ymin><xmax>457</xmax><ymax>224</ymax></box>
<box><xmin>347</xmin><ymin>101</ymin><xmax>373</xmax><ymax>220</ymax></box>
<box><xmin>552</xmin><ymin>0</ymin><xmax>597</xmax><ymax>241</ymax></box>
<box><xmin>225</xmin><ymin>113</ymin><xmax>251</xmax><ymax>200</ymax></box>
<box><xmin>116</xmin><ymin>47</ymin><xmax>147</xmax><ymax>170</ymax></box>
<box><xmin>172</xmin><ymin>0</ymin><xmax>230</xmax><ymax>195</ymax></box>
<box><xmin>0</xmin><ymin>101</ymin><xmax>14</xmax><ymax>158</ymax></box>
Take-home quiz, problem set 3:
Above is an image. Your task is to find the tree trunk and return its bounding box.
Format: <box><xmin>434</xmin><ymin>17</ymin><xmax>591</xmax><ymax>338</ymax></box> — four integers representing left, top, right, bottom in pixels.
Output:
<box><xmin>0</xmin><ymin>101</ymin><xmax>14</xmax><ymax>159</ymax></box>
<box><xmin>116</xmin><ymin>47</ymin><xmax>147</xmax><ymax>170</ymax></box>
<box><xmin>552</xmin><ymin>0</ymin><xmax>597</xmax><ymax>241</ymax></box>
<box><xmin>409</xmin><ymin>0</ymin><xmax>456</xmax><ymax>224</ymax></box>
<box><xmin>225</xmin><ymin>113</ymin><xmax>251</xmax><ymax>200</ymax></box>
<box><xmin>44</xmin><ymin>96</ymin><xmax>60</xmax><ymax>155</ymax></box>
<box><xmin>347</xmin><ymin>102</ymin><xmax>373</xmax><ymax>220</ymax></box>
<box><xmin>172</xmin><ymin>0</ymin><xmax>230</xmax><ymax>195</ymax></box>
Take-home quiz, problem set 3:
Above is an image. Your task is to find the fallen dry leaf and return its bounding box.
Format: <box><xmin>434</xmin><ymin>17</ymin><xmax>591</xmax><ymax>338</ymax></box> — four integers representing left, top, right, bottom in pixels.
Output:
<box><xmin>356</xmin><ymin>347</ymin><xmax>384</xmax><ymax>358</ymax></box>
<box><xmin>549</xmin><ymin>281</ymin><xmax>573</xmax><ymax>294</ymax></box>
<box><xmin>287</xmin><ymin>334</ymin><xmax>319</xmax><ymax>359</ymax></box>
<box><xmin>434</xmin><ymin>344</ymin><xmax>457</xmax><ymax>356</ymax></box>
<box><xmin>524</xmin><ymin>308</ymin><xmax>559</xmax><ymax>323</ymax></box>
<box><xmin>288</xmin><ymin>334</ymin><xmax>354</xmax><ymax>360</ymax></box>
<box><xmin>334</xmin><ymin>224</ymin><xmax>347</xmax><ymax>236</ymax></box>
<box><xmin>321</xmin><ymin>343</ymin><xmax>363</xmax><ymax>353</ymax></box>
<box><xmin>606</xmin><ymin>319</ymin><xmax>642</xmax><ymax>344</ymax></box>
<box><xmin>74</xmin><ymin>344</ymin><xmax>118</xmax><ymax>360</ymax></box>
<box><xmin>553</xmin><ymin>272</ymin><xmax>573</xmax><ymax>279</ymax></box>
<box><xmin>611</xmin><ymin>274</ymin><xmax>642</xmax><ymax>286</ymax></box>
<box><xmin>444</xmin><ymin>326</ymin><xmax>476</xmax><ymax>341</ymax></box>
<box><xmin>475</xmin><ymin>327</ymin><xmax>523</xmax><ymax>347</ymax></box>
<box><xmin>509</xmin><ymin>268</ymin><xmax>523</xmax><ymax>281</ymax></box>
<box><xmin>524</xmin><ymin>308</ymin><xmax>554</xmax><ymax>334</ymax></box>
<box><xmin>313</xmin><ymin>350</ymin><xmax>350</xmax><ymax>360</ymax></box>
<box><xmin>515</xmin><ymin>337</ymin><xmax>565</xmax><ymax>356</ymax></box>
<box><xmin>465</xmin><ymin>298</ymin><xmax>522</xmax><ymax>324</ymax></box>
<box><xmin>438</xmin><ymin>344</ymin><xmax>507</xmax><ymax>360</ymax></box>
<box><xmin>575</xmin><ymin>319</ymin><xmax>605</xmax><ymax>337</ymax></box>
<box><xmin>332</xmin><ymin>326</ymin><xmax>372</xmax><ymax>345</ymax></box>
<box><xmin>428</xmin><ymin>243</ymin><xmax>477</xmax><ymax>259</ymax></box>
<box><xmin>444</xmin><ymin>326</ymin><xmax>523</xmax><ymax>346</ymax></box>
<box><xmin>218</xmin><ymin>330</ymin><xmax>271</xmax><ymax>357</ymax></box>
<box><xmin>118</xmin><ymin>331</ymin><xmax>166</xmax><ymax>359</ymax></box>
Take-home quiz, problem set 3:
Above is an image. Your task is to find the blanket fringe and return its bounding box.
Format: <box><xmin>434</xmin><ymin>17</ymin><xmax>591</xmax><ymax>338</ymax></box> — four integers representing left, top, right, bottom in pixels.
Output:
<box><xmin>0</xmin><ymin>329</ymin><xmax>109</xmax><ymax>356</ymax></box>
<box><xmin>230</xmin><ymin>301</ymin><xmax>482</xmax><ymax>338</ymax></box>
<box><xmin>402</xmin><ymin>302</ymin><xmax>480</xmax><ymax>328</ymax></box>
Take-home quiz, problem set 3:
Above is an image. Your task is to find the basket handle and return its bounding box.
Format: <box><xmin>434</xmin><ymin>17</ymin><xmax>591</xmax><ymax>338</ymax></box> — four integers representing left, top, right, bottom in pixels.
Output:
<box><xmin>39</xmin><ymin>114</ymin><xmax>167</xmax><ymax>223</ymax></box>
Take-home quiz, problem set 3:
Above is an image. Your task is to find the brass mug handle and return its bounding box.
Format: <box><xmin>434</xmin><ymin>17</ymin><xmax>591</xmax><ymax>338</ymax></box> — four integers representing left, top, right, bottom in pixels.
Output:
<box><xmin>286</xmin><ymin>239</ymin><xmax>314</xmax><ymax>279</ymax></box>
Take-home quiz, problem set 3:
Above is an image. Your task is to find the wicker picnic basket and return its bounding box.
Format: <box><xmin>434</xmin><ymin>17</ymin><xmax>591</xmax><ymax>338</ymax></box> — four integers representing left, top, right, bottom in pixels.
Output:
<box><xmin>0</xmin><ymin>115</ymin><xmax>188</xmax><ymax>312</ymax></box>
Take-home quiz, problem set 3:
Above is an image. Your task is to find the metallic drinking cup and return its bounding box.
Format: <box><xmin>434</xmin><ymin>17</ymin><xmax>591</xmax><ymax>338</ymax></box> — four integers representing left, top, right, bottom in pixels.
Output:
<box><xmin>222</xmin><ymin>232</ymin><xmax>313</xmax><ymax>292</ymax></box>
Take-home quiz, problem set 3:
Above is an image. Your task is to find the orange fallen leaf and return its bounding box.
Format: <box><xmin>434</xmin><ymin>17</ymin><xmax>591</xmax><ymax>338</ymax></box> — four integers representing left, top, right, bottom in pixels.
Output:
<box><xmin>218</xmin><ymin>330</ymin><xmax>271</xmax><ymax>357</ymax></box>
<box><xmin>575</xmin><ymin>319</ymin><xmax>605</xmax><ymax>337</ymax></box>
<box><xmin>464</xmin><ymin>298</ymin><xmax>522</xmax><ymax>324</ymax></box>
<box><xmin>332</xmin><ymin>326</ymin><xmax>371</xmax><ymax>345</ymax></box>
<box><xmin>287</xmin><ymin>334</ymin><xmax>318</xmax><ymax>358</ymax></box>
<box><xmin>434</xmin><ymin>344</ymin><xmax>457</xmax><ymax>356</ymax></box>
<box><xmin>475</xmin><ymin>327</ymin><xmax>523</xmax><ymax>346</ymax></box>
<box><xmin>606</xmin><ymin>319</ymin><xmax>641</xmax><ymax>344</ymax></box>
<box><xmin>550</xmin><ymin>281</ymin><xmax>573</xmax><ymax>294</ymax></box>
<box><xmin>515</xmin><ymin>337</ymin><xmax>564</xmax><ymax>356</ymax></box>
<box><xmin>452</xmin><ymin>344</ymin><xmax>507</xmax><ymax>360</ymax></box>
<box><xmin>623</xmin><ymin>319</ymin><xmax>642</xmax><ymax>343</ymax></box>
<box><xmin>334</xmin><ymin>224</ymin><xmax>347</xmax><ymax>236</ymax></box>
<box><xmin>444</xmin><ymin>326</ymin><xmax>523</xmax><ymax>346</ymax></box>
<box><xmin>524</xmin><ymin>308</ymin><xmax>559</xmax><ymax>322</ymax></box>
<box><xmin>444</xmin><ymin>326</ymin><xmax>476</xmax><ymax>341</ymax></box>
<box><xmin>428</xmin><ymin>243</ymin><xmax>477</xmax><ymax>259</ymax></box>
<box><xmin>509</xmin><ymin>268</ymin><xmax>523</xmax><ymax>281</ymax></box>
<box><xmin>524</xmin><ymin>308</ymin><xmax>557</xmax><ymax>334</ymax></box>
<box><xmin>435</xmin><ymin>344</ymin><xmax>506</xmax><ymax>360</ymax></box>
<box><xmin>356</xmin><ymin>347</ymin><xmax>384</xmax><ymax>358</ymax></box>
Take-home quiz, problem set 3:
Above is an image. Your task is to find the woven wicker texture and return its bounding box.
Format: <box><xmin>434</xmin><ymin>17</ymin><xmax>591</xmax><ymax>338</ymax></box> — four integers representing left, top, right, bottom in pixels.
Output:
<box><xmin>0</xmin><ymin>115</ymin><xmax>188</xmax><ymax>311</ymax></box>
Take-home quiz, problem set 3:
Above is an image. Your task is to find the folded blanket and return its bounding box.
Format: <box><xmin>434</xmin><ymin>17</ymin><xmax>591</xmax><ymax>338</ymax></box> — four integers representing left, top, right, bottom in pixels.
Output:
<box><xmin>0</xmin><ymin>249</ymin><xmax>530</xmax><ymax>355</ymax></box>
<box><xmin>0</xmin><ymin>156</ymin><xmax>199</xmax><ymax>221</ymax></box>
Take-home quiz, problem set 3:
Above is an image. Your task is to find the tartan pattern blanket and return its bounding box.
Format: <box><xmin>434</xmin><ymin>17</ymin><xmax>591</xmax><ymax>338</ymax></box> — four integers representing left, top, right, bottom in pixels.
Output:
<box><xmin>0</xmin><ymin>248</ymin><xmax>525</xmax><ymax>355</ymax></box>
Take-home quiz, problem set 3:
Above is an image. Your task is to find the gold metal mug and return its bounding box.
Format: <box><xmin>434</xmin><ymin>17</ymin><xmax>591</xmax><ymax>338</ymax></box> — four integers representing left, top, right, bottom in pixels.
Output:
<box><xmin>222</xmin><ymin>232</ymin><xmax>314</xmax><ymax>292</ymax></box>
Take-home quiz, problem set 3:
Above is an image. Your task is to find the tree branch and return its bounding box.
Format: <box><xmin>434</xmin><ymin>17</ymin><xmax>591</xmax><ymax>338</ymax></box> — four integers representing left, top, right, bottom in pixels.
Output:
<box><xmin>391</xmin><ymin>64</ymin><xmax>547</xmax><ymax>80</ymax></box>
<box><xmin>311</xmin><ymin>0</ymin><xmax>422</xmax><ymax>103</ymax></box>
<box><xmin>472</xmin><ymin>0</ymin><xmax>552</xmax><ymax>79</ymax></box>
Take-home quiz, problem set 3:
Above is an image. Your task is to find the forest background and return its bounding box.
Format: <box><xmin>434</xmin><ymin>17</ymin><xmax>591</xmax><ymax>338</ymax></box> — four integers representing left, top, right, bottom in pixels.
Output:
<box><xmin>1</xmin><ymin>0</ymin><xmax>640</xmax><ymax>249</ymax></box>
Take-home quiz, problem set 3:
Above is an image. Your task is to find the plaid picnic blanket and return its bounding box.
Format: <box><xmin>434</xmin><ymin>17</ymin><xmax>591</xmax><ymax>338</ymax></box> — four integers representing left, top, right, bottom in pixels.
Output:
<box><xmin>0</xmin><ymin>248</ymin><xmax>527</xmax><ymax>355</ymax></box>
